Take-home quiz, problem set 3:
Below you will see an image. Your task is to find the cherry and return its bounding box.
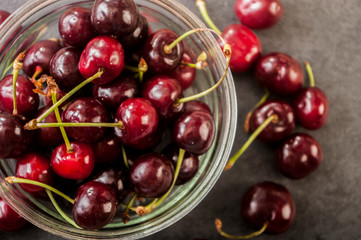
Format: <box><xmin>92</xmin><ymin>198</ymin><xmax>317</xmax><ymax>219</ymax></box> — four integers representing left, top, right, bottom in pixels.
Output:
<box><xmin>49</xmin><ymin>47</ymin><xmax>84</xmax><ymax>91</ymax></box>
<box><xmin>91</xmin><ymin>134</ymin><xmax>121</xmax><ymax>164</ymax></box>
<box><xmin>62</xmin><ymin>97</ymin><xmax>111</xmax><ymax>143</ymax></box>
<box><xmin>255</xmin><ymin>52</ymin><xmax>304</xmax><ymax>96</ymax></box>
<box><xmin>114</xmin><ymin>98</ymin><xmax>159</xmax><ymax>150</ymax></box>
<box><xmin>118</xmin><ymin>15</ymin><xmax>149</xmax><ymax>50</ymax></box>
<box><xmin>15</xmin><ymin>152</ymin><xmax>54</xmax><ymax>193</ymax></box>
<box><xmin>169</xmin><ymin>51</ymin><xmax>196</xmax><ymax>89</ymax></box>
<box><xmin>93</xmin><ymin>167</ymin><xmax>127</xmax><ymax>201</ymax></box>
<box><xmin>93</xmin><ymin>74</ymin><xmax>139</xmax><ymax>110</ymax></box>
<box><xmin>58</xmin><ymin>7</ymin><xmax>96</xmax><ymax>48</ymax></box>
<box><xmin>142</xmin><ymin>29</ymin><xmax>184</xmax><ymax>74</ymax></box>
<box><xmin>241</xmin><ymin>181</ymin><xmax>296</xmax><ymax>234</ymax></box>
<box><xmin>0</xmin><ymin>197</ymin><xmax>27</xmax><ymax>232</ymax></box>
<box><xmin>142</xmin><ymin>75</ymin><xmax>184</xmax><ymax>121</ymax></box>
<box><xmin>78</xmin><ymin>36</ymin><xmax>125</xmax><ymax>85</ymax></box>
<box><xmin>249</xmin><ymin>99</ymin><xmax>295</xmax><ymax>143</ymax></box>
<box><xmin>73</xmin><ymin>181</ymin><xmax>118</xmax><ymax>230</ymax></box>
<box><xmin>172</xmin><ymin>110</ymin><xmax>215</xmax><ymax>155</ymax></box>
<box><xmin>0</xmin><ymin>74</ymin><xmax>39</xmax><ymax>117</ymax></box>
<box><xmin>51</xmin><ymin>142</ymin><xmax>95</xmax><ymax>180</ymax></box>
<box><xmin>276</xmin><ymin>133</ymin><xmax>323</xmax><ymax>179</ymax></box>
<box><xmin>184</xmin><ymin>100</ymin><xmax>211</xmax><ymax>114</ymax></box>
<box><xmin>130</xmin><ymin>152</ymin><xmax>174</xmax><ymax>198</ymax></box>
<box><xmin>22</xmin><ymin>39</ymin><xmax>62</xmax><ymax>77</ymax></box>
<box><xmin>91</xmin><ymin>0</ymin><xmax>138</xmax><ymax>36</ymax></box>
<box><xmin>43</xmin><ymin>86</ymin><xmax>67</xmax><ymax>107</ymax></box>
<box><xmin>234</xmin><ymin>0</ymin><xmax>284</xmax><ymax>30</ymax></box>
<box><xmin>0</xmin><ymin>10</ymin><xmax>10</xmax><ymax>25</ymax></box>
<box><xmin>36</xmin><ymin>106</ymin><xmax>63</xmax><ymax>147</ymax></box>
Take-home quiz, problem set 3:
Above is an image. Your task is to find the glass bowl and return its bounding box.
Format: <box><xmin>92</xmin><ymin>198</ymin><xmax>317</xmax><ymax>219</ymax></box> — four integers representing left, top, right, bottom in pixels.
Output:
<box><xmin>0</xmin><ymin>0</ymin><xmax>237</xmax><ymax>239</ymax></box>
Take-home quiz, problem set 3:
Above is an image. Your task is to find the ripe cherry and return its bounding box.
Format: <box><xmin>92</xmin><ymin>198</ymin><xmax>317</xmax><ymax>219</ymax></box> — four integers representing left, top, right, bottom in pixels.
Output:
<box><xmin>170</xmin><ymin>51</ymin><xmax>196</xmax><ymax>89</ymax></box>
<box><xmin>276</xmin><ymin>133</ymin><xmax>323</xmax><ymax>179</ymax></box>
<box><xmin>118</xmin><ymin>14</ymin><xmax>149</xmax><ymax>50</ymax></box>
<box><xmin>184</xmin><ymin>100</ymin><xmax>211</xmax><ymax>114</ymax></box>
<box><xmin>15</xmin><ymin>152</ymin><xmax>54</xmax><ymax>193</ymax></box>
<box><xmin>0</xmin><ymin>10</ymin><xmax>10</xmax><ymax>25</ymax></box>
<box><xmin>43</xmin><ymin>86</ymin><xmax>67</xmax><ymax>108</ymax></box>
<box><xmin>93</xmin><ymin>167</ymin><xmax>127</xmax><ymax>201</ymax></box>
<box><xmin>73</xmin><ymin>181</ymin><xmax>118</xmax><ymax>230</ymax></box>
<box><xmin>36</xmin><ymin>106</ymin><xmax>63</xmax><ymax>147</ymax></box>
<box><xmin>255</xmin><ymin>52</ymin><xmax>304</xmax><ymax>96</ymax></box>
<box><xmin>78</xmin><ymin>35</ymin><xmax>124</xmax><ymax>85</ymax></box>
<box><xmin>0</xmin><ymin>197</ymin><xmax>27</xmax><ymax>232</ymax></box>
<box><xmin>51</xmin><ymin>142</ymin><xmax>95</xmax><ymax>180</ymax></box>
<box><xmin>91</xmin><ymin>134</ymin><xmax>121</xmax><ymax>164</ymax></box>
<box><xmin>234</xmin><ymin>0</ymin><xmax>284</xmax><ymax>30</ymax></box>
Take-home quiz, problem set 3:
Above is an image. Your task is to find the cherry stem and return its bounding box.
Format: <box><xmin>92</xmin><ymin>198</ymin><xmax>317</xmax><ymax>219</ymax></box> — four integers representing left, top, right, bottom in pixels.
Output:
<box><xmin>181</xmin><ymin>51</ymin><xmax>208</xmax><ymax>70</ymax></box>
<box><xmin>175</xmin><ymin>44</ymin><xmax>231</xmax><ymax>104</ymax></box>
<box><xmin>135</xmin><ymin>148</ymin><xmax>186</xmax><ymax>216</ymax></box>
<box><xmin>11</xmin><ymin>53</ymin><xmax>25</xmax><ymax>115</ymax></box>
<box><xmin>31</xmin><ymin>66</ymin><xmax>43</xmax><ymax>83</ymax></box>
<box><xmin>26</xmin><ymin>121</ymin><xmax>125</xmax><ymax>130</ymax></box>
<box><xmin>121</xmin><ymin>193</ymin><xmax>137</xmax><ymax>224</ymax></box>
<box><xmin>121</xmin><ymin>144</ymin><xmax>130</xmax><ymax>169</ymax></box>
<box><xmin>196</xmin><ymin>0</ymin><xmax>222</xmax><ymax>34</ymax></box>
<box><xmin>225</xmin><ymin>114</ymin><xmax>278</xmax><ymax>170</ymax></box>
<box><xmin>244</xmin><ymin>90</ymin><xmax>270</xmax><ymax>133</ymax></box>
<box><xmin>5</xmin><ymin>176</ymin><xmax>75</xmax><ymax>204</ymax></box>
<box><xmin>34</xmin><ymin>70</ymin><xmax>103</xmax><ymax>123</ymax></box>
<box><xmin>52</xmin><ymin>92</ymin><xmax>73</xmax><ymax>153</ymax></box>
<box><xmin>45</xmin><ymin>189</ymin><xmax>81</xmax><ymax>229</ymax></box>
<box><xmin>305</xmin><ymin>61</ymin><xmax>315</xmax><ymax>87</ymax></box>
<box><xmin>215</xmin><ymin>218</ymin><xmax>268</xmax><ymax>239</ymax></box>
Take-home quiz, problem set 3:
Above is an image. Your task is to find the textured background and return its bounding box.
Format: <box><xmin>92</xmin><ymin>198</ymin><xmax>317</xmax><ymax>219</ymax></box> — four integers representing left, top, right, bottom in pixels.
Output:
<box><xmin>1</xmin><ymin>0</ymin><xmax>361</xmax><ymax>239</ymax></box>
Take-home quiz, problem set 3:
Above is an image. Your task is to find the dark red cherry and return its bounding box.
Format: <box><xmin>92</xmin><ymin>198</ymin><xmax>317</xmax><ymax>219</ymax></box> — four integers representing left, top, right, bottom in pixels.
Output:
<box><xmin>172</xmin><ymin>111</ymin><xmax>215</xmax><ymax>155</ymax></box>
<box><xmin>58</xmin><ymin>7</ymin><xmax>96</xmax><ymax>48</ymax></box>
<box><xmin>142</xmin><ymin>75</ymin><xmax>184</xmax><ymax>121</ymax></box>
<box><xmin>73</xmin><ymin>181</ymin><xmax>118</xmax><ymax>230</ymax></box>
<box><xmin>184</xmin><ymin>100</ymin><xmax>211</xmax><ymax>115</ymax></box>
<box><xmin>118</xmin><ymin>15</ymin><xmax>149</xmax><ymax>50</ymax></box>
<box><xmin>293</xmin><ymin>87</ymin><xmax>329</xmax><ymax>129</ymax></box>
<box><xmin>170</xmin><ymin>51</ymin><xmax>196</xmax><ymax>89</ymax></box>
<box><xmin>0</xmin><ymin>10</ymin><xmax>10</xmax><ymax>25</ymax></box>
<box><xmin>36</xmin><ymin>106</ymin><xmax>63</xmax><ymax>147</ymax></box>
<box><xmin>78</xmin><ymin>35</ymin><xmax>124</xmax><ymax>85</ymax></box>
<box><xmin>22</xmin><ymin>39</ymin><xmax>62</xmax><ymax>77</ymax></box>
<box><xmin>142</xmin><ymin>29</ymin><xmax>184</xmax><ymax>74</ymax></box>
<box><xmin>241</xmin><ymin>181</ymin><xmax>296</xmax><ymax>234</ymax></box>
<box><xmin>276</xmin><ymin>133</ymin><xmax>323</xmax><ymax>179</ymax></box>
<box><xmin>130</xmin><ymin>153</ymin><xmax>174</xmax><ymax>198</ymax></box>
<box><xmin>0</xmin><ymin>197</ymin><xmax>27</xmax><ymax>232</ymax></box>
<box><xmin>249</xmin><ymin>100</ymin><xmax>295</xmax><ymax>143</ymax></box>
<box><xmin>91</xmin><ymin>0</ymin><xmax>138</xmax><ymax>36</ymax></box>
<box><xmin>43</xmin><ymin>86</ymin><xmax>67</xmax><ymax>107</ymax></box>
<box><xmin>15</xmin><ymin>152</ymin><xmax>54</xmax><ymax>193</ymax></box>
<box><xmin>234</xmin><ymin>0</ymin><xmax>284</xmax><ymax>30</ymax></box>
<box><xmin>220</xmin><ymin>24</ymin><xmax>261</xmax><ymax>73</ymax></box>
<box><xmin>93</xmin><ymin>167</ymin><xmax>127</xmax><ymax>201</ymax></box>
<box><xmin>62</xmin><ymin>97</ymin><xmax>111</xmax><ymax>143</ymax></box>
<box><xmin>0</xmin><ymin>74</ymin><xmax>39</xmax><ymax>117</ymax></box>
<box><xmin>114</xmin><ymin>98</ymin><xmax>159</xmax><ymax>150</ymax></box>
<box><xmin>49</xmin><ymin>47</ymin><xmax>84</xmax><ymax>91</ymax></box>
<box><xmin>255</xmin><ymin>53</ymin><xmax>304</xmax><ymax>96</ymax></box>
<box><xmin>93</xmin><ymin>74</ymin><xmax>139</xmax><ymax>110</ymax></box>
<box><xmin>51</xmin><ymin>142</ymin><xmax>95</xmax><ymax>180</ymax></box>
<box><xmin>91</xmin><ymin>134</ymin><xmax>121</xmax><ymax>164</ymax></box>
<box><xmin>162</xmin><ymin>144</ymin><xmax>199</xmax><ymax>185</ymax></box>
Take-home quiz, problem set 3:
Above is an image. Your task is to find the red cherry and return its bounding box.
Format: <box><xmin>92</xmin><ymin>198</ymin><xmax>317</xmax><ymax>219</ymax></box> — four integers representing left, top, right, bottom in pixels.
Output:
<box><xmin>170</xmin><ymin>51</ymin><xmax>196</xmax><ymax>89</ymax></box>
<box><xmin>184</xmin><ymin>100</ymin><xmax>211</xmax><ymax>115</ymax></box>
<box><xmin>36</xmin><ymin>106</ymin><xmax>63</xmax><ymax>147</ymax></box>
<box><xmin>0</xmin><ymin>197</ymin><xmax>27</xmax><ymax>232</ymax></box>
<box><xmin>91</xmin><ymin>134</ymin><xmax>121</xmax><ymax>165</ymax></box>
<box><xmin>0</xmin><ymin>10</ymin><xmax>10</xmax><ymax>25</ymax></box>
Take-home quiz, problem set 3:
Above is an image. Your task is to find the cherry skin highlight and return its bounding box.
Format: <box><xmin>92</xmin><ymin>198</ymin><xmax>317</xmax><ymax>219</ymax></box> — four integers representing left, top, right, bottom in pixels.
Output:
<box><xmin>93</xmin><ymin>167</ymin><xmax>128</xmax><ymax>201</ymax></box>
<box><xmin>0</xmin><ymin>197</ymin><xmax>27</xmax><ymax>232</ymax></box>
<box><xmin>118</xmin><ymin>15</ymin><xmax>149</xmax><ymax>50</ymax></box>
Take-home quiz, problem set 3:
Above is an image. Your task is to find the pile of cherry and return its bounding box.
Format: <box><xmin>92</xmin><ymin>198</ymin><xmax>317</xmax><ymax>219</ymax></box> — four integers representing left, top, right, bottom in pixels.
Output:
<box><xmin>0</xmin><ymin>0</ymin><xmax>227</xmax><ymax>231</ymax></box>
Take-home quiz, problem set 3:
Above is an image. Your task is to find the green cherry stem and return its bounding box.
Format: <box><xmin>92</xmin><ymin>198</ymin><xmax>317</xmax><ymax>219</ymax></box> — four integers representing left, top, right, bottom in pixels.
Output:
<box><xmin>196</xmin><ymin>0</ymin><xmax>222</xmax><ymax>34</ymax></box>
<box><xmin>121</xmin><ymin>193</ymin><xmax>137</xmax><ymax>224</ymax></box>
<box><xmin>181</xmin><ymin>51</ymin><xmax>208</xmax><ymax>70</ymax></box>
<box><xmin>305</xmin><ymin>61</ymin><xmax>315</xmax><ymax>87</ymax></box>
<box><xmin>5</xmin><ymin>176</ymin><xmax>75</xmax><ymax>204</ymax></box>
<box><xmin>11</xmin><ymin>53</ymin><xmax>25</xmax><ymax>115</ymax></box>
<box><xmin>215</xmin><ymin>218</ymin><xmax>268</xmax><ymax>239</ymax></box>
<box><xmin>121</xmin><ymin>144</ymin><xmax>130</xmax><ymax>169</ymax></box>
<box><xmin>25</xmin><ymin>121</ymin><xmax>125</xmax><ymax>130</ymax></box>
<box><xmin>225</xmin><ymin>114</ymin><xmax>278</xmax><ymax>170</ymax></box>
<box><xmin>244</xmin><ymin>90</ymin><xmax>270</xmax><ymax>133</ymax></box>
<box><xmin>46</xmin><ymin>190</ymin><xmax>81</xmax><ymax>229</ymax></box>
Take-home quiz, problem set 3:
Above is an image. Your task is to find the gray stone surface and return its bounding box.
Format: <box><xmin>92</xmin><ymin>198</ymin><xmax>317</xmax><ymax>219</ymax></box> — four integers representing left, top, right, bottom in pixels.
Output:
<box><xmin>1</xmin><ymin>0</ymin><xmax>360</xmax><ymax>239</ymax></box>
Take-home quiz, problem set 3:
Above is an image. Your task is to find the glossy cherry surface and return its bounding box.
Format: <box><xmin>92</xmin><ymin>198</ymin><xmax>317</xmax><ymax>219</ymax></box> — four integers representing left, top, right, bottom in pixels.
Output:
<box><xmin>73</xmin><ymin>181</ymin><xmax>118</xmax><ymax>230</ymax></box>
<box><xmin>36</xmin><ymin>106</ymin><xmax>63</xmax><ymax>147</ymax></box>
<box><xmin>78</xmin><ymin>35</ymin><xmax>124</xmax><ymax>85</ymax></box>
<box><xmin>184</xmin><ymin>100</ymin><xmax>211</xmax><ymax>115</ymax></box>
<box><xmin>255</xmin><ymin>52</ymin><xmax>304</xmax><ymax>96</ymax></box>
<box><xmin>0</xmin><ymin>197</ymin><xmax>27</xmax><ymax>232</ymax></box>
<box><xmin>62</xmin><ymin>97</ymin><xmax>111</xmax><ymax>143</ymax></box>
<box><xmin>118</xmin><ymin>15</ymin><xmax>149</xmax><ymax>50</ymax></box>
<box><xmin>0</xmin><ymin>74</ymin><xmax>39</xmax><ymax>117</ymax></box>
<box><xmin>249</xmin><ymin>99</ymin><xmax>295</xmax><ymax>143</ymax></box>
<box><xmin>49</xmin><ymin>47</ymin><xmax>84</xmax><ymax>91</ymax></box>
<box><xmin>220</xmin><ymin>24</ymin><xmax>262</xmax><ymax>73</ymax></box>
<box><xmin>15</xmin><ymin>152</ymin><xmax>54</xmax><ymax>193</ymax></box>
<box><xmin>276</xmin><ymin>133</ymin><xmax>323</xmax><ymax>179</ymax></box>
<box><xmin>234</xmin><ymin>0</ymin><xmax>284</xmax><ymax>29</ymax></box>
<box><xmin>0</xmin><ymin>10</ymin><xmax>10</xmax><ymax>25</ymax></box>
<box><xmin>142</xmin><ymin>29</ymin><xmax>184</xmax><ymax>74</ymax></box>
<box><xmin>130</xmin><ymin>153</ymin><xmax>174</xmax><ymax>198</ymax></box>
<box><xmin>91</xmin><ymin>0</ymin><xmax>138</xmax><ymax>36</ymax></box>
<box><xmin>169</xmin><ymin>51</ymin><xmax>196</xmax><ymax>89</ymax></box>
<box><xmin>91</xmin><ymin>134</ymin><xmax>121</xmax><ymax>164</ymax></box>
<box><xmin>22</xmin><ymin>39</ymin><xmax>62</xmax><ymax>76</ymax></box>
<box><xmin>51</xmin><ymin>142</ymin><xmax>95</xmax><ymax>180</ymax></box>
<box><xmin>142</xmin><ymin>75</ymin><xmax>184</xmax><ymax>121</ymax></box>
<box><xmin>93</xmin><ymin>167</ymin><xmax>127</xmax><ymax>201</ymax></box>
<box><xmin>241</xmin><ymin>181</ymin><xmax>296</xmax><ymax>234</ymax></box>
<box><xmin>114</xmin><ymin>98</ymin><xmax>159</xmax><ymax>150</ymax></box>
<box><xmin>293</xmin><ymin>87</ymin><xmax>329</xmax><ymax>129</ymax></box>
<box><xmin>58</xmin><ymin>7</ymin><xmax>96</xmax><ymax>47</ymax></box>
<box><xmin>172</xmin><ymin>110</ymin><xmax>215</xmax><ymax>155</ymax></box>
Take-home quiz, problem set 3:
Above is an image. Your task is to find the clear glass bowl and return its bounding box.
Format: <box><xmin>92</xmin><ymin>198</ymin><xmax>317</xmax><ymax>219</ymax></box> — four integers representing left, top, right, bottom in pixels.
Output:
<box><xmin>0</xmin><ymin>0</ymin><xmax>237</xmax><ymax>239</ymax></box>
